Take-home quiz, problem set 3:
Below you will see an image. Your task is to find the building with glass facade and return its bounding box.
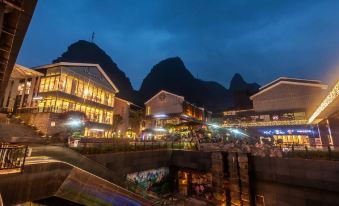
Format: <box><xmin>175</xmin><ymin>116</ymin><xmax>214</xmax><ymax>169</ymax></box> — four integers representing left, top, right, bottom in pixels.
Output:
<box><xmin>18</xmin><ymin>62</ymin><xmax>119</xmax><ymax>138</ymax></box>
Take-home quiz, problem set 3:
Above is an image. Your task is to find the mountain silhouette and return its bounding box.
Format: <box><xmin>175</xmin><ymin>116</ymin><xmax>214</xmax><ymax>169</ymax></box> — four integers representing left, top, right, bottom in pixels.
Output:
<box><xmin>52</xmin><ymin>40</ymin><xmax>136</xmax><ymax>101</ymax></box>
<box><xmin>140</xmin><ymin>57</ymin><xmax>232</xmax><ymax>111</ymax></box>
<box><xmin>53</xmin><ymin>41</ymin><xmax>259</xmax><ymax>111</ymax></box>
<box><xmin>229</xmin><ymin>73</ymin><xmax>260</xmax><ymax>109</ymax></box>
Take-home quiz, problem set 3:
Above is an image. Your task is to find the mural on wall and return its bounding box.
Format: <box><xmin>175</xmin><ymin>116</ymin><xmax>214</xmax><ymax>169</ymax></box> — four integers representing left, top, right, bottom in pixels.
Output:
<box><xmin>126</xmin><ymin>167</ymin><xmax>169</xmax><ymax>190</ymax></box>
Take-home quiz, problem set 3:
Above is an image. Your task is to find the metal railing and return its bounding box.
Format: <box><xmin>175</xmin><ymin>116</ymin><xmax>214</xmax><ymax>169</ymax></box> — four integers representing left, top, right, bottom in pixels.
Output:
<box><xmin>0</xmin><ymin>143</ymin><xmax>28</xmax><ymax>173</ymax></box>
<box><xmin>279</xmin><ymin>144</ymin><xmax>339</xmax><ymax>161</ymax></box>
<box><xmin>72</xmin><ymin>140</ymin><xmax>197</xmax><ymax>154</ymax></box>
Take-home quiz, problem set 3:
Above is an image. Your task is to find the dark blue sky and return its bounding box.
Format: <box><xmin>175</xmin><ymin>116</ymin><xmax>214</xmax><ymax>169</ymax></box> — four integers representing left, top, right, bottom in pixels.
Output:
<box><xmin>18</xmin><ymin>0</ymin><xmax>339</xmax><ymax>89</ymax></box>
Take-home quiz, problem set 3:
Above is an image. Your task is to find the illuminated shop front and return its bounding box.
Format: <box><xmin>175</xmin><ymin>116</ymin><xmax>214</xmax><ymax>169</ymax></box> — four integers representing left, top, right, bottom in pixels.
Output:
<box><xmin>273</xmin><ymin>135</ymin><xmax>309</xmax><ymax>145</ymax></box>
<box><xmin>219</xmin><ymin>77</ymin><xmax>329</xmax><ymax>146</ymax></box>
<box><xmin>29</xmin><ymin>62</ymin><xmax>119</xmax><ymax>138</ymax></box>
<box><xmin>252</xmin><ymin>126</ymin><xmax>318</xmax><ymax>146</ymax></box>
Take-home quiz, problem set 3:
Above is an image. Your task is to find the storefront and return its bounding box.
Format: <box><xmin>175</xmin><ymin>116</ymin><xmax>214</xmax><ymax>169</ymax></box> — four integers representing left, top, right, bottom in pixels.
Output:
<box><xmin>273</xmin><ymin>135</ymin><xmax>309</xmax><ymax>145</ymax></box>
<box><xmin>251</xmin><ymin>125</ymin><xmax>319</xmax><ymax>146</ymax></box>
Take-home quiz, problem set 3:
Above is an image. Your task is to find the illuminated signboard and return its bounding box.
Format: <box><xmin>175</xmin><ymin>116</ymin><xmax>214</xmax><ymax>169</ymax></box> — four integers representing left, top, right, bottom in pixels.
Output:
<box><xmin>262</xmin><ymin>129</ymin><xmax>314</xmax><ymax>135</ymax></box>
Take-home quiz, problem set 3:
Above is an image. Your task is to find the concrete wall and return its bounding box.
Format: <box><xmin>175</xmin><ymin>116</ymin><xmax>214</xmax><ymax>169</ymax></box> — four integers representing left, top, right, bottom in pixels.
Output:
<box><xmin>88</xmin><ymin>150</ymin><xmax>173</xmax><ymax>185</ymax></box>
<box><xmin>252</xmin><ymin>157</ymin><xmax>339</xmax><ymax>206</ymax></box>
<box><xmin>87</xmin><ymin>150</ymin><xmax>212</xmax><ymax>185</ymax></box>
<box><xmin>8</xmin><ymin>147</ymin><xmax>339</xmax><ymax>206</ymax></box>
<box><xmin>170</xmin><ymin>150</ymin><xmax>212</xmax><ymax>171</ymax></box>
<box><xmin>0</xmin><ymin>161</ymin><xmax>154</xmax><ymax>206</ymax></box>
<box><xmin>0</xmin><ymin>162</ymin><xmax>72</xmax><ymax>205</ymax></box>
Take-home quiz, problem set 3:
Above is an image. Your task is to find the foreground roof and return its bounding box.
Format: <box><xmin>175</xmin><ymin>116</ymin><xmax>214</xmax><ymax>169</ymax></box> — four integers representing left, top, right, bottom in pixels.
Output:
<box><xmin>0</xmin><ymin>0</ymin><xmax>38</xmax><ymax>101</ymax></box>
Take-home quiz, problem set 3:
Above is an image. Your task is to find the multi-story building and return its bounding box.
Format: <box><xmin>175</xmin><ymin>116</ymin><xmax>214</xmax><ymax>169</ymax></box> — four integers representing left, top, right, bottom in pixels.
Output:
<box><xmin>8</xmin><ymin>62</ymin><xmax>119</xmax><ymax>138</ymax></box>
<box><xmin>113</xmin><ymin>97</ymin><xmax>143</xmax><ymax>138</ymax></box>
<box><xmin>222</xmin><ymin>77</ymin><xmax>328</xmax><ymax>146</ymax></box>
<box><xmin>1</xmin><ymin>64</ymin><xmax>42</xmax><ymax>113</ymax></box>
<box><xmin>142</xmin><ymin>90</ymin><xmax>210</xmax><ymax>133</ymax></box>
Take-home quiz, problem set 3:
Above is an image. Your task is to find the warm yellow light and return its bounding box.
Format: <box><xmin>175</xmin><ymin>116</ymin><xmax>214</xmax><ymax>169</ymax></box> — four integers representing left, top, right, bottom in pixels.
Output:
<box><xmin>83</xmin><ymin>89</ymin><xmax>89</xmax><ymax>96</ymax></box>
<box><xmin>308</xmin><ymin>81</ymin><xmax>339</xmax><ymax>123</ymax></box>
<box><xmin>223</xmin><ymin>119</ymin><xmax>308</xmax><ymax>127</ymax></box>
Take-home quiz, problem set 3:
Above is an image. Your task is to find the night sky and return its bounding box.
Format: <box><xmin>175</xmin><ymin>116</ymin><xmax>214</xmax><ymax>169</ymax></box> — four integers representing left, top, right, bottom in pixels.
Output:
<box><xmin>18</xmin><ymin>0</ymin><xmax>339</xmax><ymax>89</ymax></box>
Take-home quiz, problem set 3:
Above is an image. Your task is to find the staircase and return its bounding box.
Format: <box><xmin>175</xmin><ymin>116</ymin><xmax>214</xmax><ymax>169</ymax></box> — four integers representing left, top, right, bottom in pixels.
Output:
<box><xmin>0</xmin><ymin>114</ymin><xmax>46</xmax><ymax>144</ymax></box>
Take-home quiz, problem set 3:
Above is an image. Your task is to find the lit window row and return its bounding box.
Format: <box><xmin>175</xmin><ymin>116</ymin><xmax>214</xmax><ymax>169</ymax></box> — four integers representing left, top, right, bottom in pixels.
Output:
<box><xmin>274</xmin><ymin>135</ymin><xmax>309</xmax><ymax>145</ymax></box>
<box><xmin>84</xmin><ymin>128</ymin><xmax>113</xmax><ymax>138</ymax></box>
<box><xmin>39</xmin><ymin>73</ymin><xmax>114</xmax><ymax>107</ymax></box>
<box><xmin>38</xmin><ymin>97</ymin><xmax>113</xmax><ymax>125</ymax></box>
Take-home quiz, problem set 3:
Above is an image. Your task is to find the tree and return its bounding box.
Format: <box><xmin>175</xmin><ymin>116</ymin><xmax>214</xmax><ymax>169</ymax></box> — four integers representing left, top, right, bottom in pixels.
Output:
<box><xmin>129</xmin><ymin>109</ymin><xmax>143</xmax><ymax>133</ymax></box>
<box><xmin>113</xmin><ymin>114</ymin><xmax>123</xmax><ymax>132</ymax></box>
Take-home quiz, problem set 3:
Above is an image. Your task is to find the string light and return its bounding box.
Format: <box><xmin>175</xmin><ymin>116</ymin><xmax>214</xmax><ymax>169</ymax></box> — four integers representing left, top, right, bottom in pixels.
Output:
<box><xmin>223</xmin><ymin>119</ymin><xmax>308</xmax><ymax>127</ymax></box>
<box><xmin>308</xmin><ymin>81</ymin><xmax>339</xmax><ymax>123</ymax></box>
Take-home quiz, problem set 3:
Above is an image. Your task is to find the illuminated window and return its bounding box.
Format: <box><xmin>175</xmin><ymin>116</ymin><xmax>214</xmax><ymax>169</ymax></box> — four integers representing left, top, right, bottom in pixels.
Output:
<box><xmin>39</xmin><ymin>78</ymin><xmax>45</xmax><ymax>92</ymax></box>
<box><xmin>146</xmin><ymin>106</ymin><xmax>151</xmax><ymax>115</ymax></box>
<box><xmin>24</xmin><ymin>81</ymin><xmax>31</xmax><ymax>94</ymax></box>
<box><xmin>17</xmin><ymin>83</ymin><xmax>24</xmax><ymax>95</ymax></box>
<box><xmin>77</xmin><ymin>81</ymin><xmax>83</xmax><ymax>97</ymax></box>
<box><xmin>62</xmin><ymin>101</ymin><xmax>69</xmax><ymax>111</ymax></box>
<box><xmin>56</xmin><ymin>100</ymin><xmax>63</xmax><ymax>112</ymax></box>
<box><xmin>53</xmin><ymin>76</ymin><xmax>59</xmax><ymax>91</ymax></box>
<box><xmin>65</xmin><ymin>76</ymin><xmax>72</xmax><ymax>94</ymax></box>
<box><xmin>59</xmin><ymin>74</ymin><xmax>67</xmax><ymax>92</ymax></box>
<box><xmin>49</xmin><ymin>77</ymin><xmax>55</xmax><ymax>91</ymax></box>
<box><xmin>88</xmin><ymin>84</ymin><xmax>93</xmax><ymax>100</ymax></box>
<box><xmin>83</xmin><ymin>83</ymin><xmax>89</xmax><ymax>98</ymax></box>
<box><xmin>44</xmin><ymin>78</ymin><xmax>50</xmax><ymax>92</ymax></box>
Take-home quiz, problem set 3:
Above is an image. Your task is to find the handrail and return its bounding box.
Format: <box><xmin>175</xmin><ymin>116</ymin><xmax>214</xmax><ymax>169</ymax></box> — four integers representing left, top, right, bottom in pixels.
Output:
<box><xmin>0</xmin><ymin>143</ymin><xmax>27</xmax><ymax>173</ymax></box>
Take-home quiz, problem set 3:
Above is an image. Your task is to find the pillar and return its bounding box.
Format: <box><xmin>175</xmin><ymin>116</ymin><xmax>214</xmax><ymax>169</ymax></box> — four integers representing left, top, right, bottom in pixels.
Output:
<box><xmin>27</xmin><ymin>77</ymin><xmax>36</xmax><ymax>107</ymax></box>
<box><xmin>228</xmin><ymin>152</ymin><xmax>241</xmax><ymax>206</ymax></box>
<box><xmin>212</xmin><ymin>152</ymin><xmax>226</xmax><ymax>205</ymax></box>
<box><xmin>7</xmin><ymin>80</ymin><xmax>19</xmax><ymax>110</ymax></box>
<box><xmin>328</xmin><ymin>118</ymin><xmax>339</xmax><ymax>146</ymax></box>
<box><xmin>19</xmin><ymin>78</ymin><xmax>28</xmax><ymax>108</ymax></box>
<box><xmin>2</xmin><ymin>79</ymin><xmax>12</xmax><ymax>108</ymax></box>
<box><xmin>238</xmin><ymin>153</ymin><xmax>251</xmax><ymax>206</ymax></box>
